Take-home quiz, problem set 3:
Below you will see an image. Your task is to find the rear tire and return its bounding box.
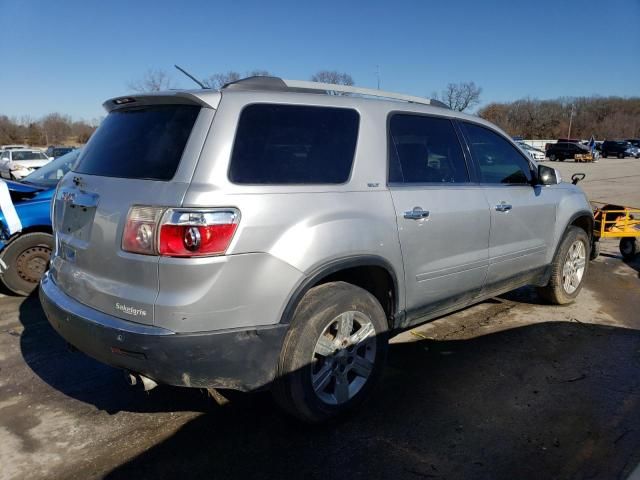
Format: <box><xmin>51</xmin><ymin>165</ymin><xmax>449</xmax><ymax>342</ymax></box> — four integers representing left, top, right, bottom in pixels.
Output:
<box><xmin>0</xmin><ymin>232</ymin><xmax>53</xmax><ymax>296</ymax></box>
<box><xmin>272</xmin><ymin>281</ymin><xmax>388</xmax><ymax>423</ymax></box>
<box><xmin>549</xmin><ymin>154</ymin><xmax>557</xmax><ymax>162</ymax></box>
<box><xmin>618</xmin><ymin>153</ymin><xmax>624</xmax><ymax>159</ymax></box>
<box><xmin>537</xmin><ymin>226</ymin><xmax>589</xmax><ymax>305</ymax></box>
<box><xmin>620</xmin><ymin>237</ymin><xmax>637</xmax><ymax>260</ymax></box>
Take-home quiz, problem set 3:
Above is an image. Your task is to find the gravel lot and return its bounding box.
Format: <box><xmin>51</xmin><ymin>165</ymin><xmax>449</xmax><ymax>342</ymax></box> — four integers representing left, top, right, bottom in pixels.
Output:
<box><xmin>1</xmin><ymin>158</ymin><xmax>639</xmax><ymax>480</ymax></box>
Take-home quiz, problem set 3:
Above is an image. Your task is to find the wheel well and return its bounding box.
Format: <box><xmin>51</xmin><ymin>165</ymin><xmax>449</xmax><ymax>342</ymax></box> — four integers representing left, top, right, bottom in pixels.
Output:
<box><xmin>315</xmin><ymin>266</ymin><xmax>396</xmax><ymax>328</ymax></box>
<box><xmin>4</xmin><ymin>225</ymin><xmax>53</xmax><ymax>247</ymax></box>
<box><xmin>20</xmin><ymin>225</ymin><xmax>53</xmax><ymax>235</ymax></box>
<box><xmin>570</xmin><ymin>215</ymin><xmax>593</xmax><ymax>240</ymax></box>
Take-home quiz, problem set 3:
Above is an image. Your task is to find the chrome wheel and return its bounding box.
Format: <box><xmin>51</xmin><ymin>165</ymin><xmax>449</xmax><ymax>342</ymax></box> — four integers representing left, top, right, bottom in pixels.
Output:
<box><xmin>311</xmin><ymin>311</ymin><xmax>376</xmax><ymax>405</ymax></box>
<box><xmin>562</xmin><ymin>240</ymin><xmax>586</xmax><ymax>294</ymax></box>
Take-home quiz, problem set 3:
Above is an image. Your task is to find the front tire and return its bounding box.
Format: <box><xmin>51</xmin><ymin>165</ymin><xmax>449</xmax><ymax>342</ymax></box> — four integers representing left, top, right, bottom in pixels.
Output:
<box><xmin>272</xmin><ymin>281</ymin><xmax>388</xmax><ymax>423</ymax></box>
<box><xmin>0</xmin><ymin>232</ymin><xmax>53</xmax><ymax>296</ymax></box>
<box><xmin>537</xmin><ymin>226</ymin><xmax>589</xmax><ymax>305</ymax></box>
<box><xmin>549</xmin><ymin>154</ymin><xmax>557</xmax><ymax>162</ymax></box>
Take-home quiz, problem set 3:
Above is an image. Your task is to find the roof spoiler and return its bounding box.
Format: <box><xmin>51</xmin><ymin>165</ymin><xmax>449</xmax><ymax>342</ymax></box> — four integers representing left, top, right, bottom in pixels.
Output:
<box><xmin>103</xmin><ymin>91</ymin><xmax>220</xmax><ymax>112</ymax></box>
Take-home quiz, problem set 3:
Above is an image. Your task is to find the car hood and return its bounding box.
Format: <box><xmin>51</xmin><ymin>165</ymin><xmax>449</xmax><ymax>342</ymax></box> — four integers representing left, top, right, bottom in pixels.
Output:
<box><xmin>2</xmin><ymin>179</ymin><xmax>43</xmax><ymax>193</ymax></box>
<box><xmin>1</xmin><ymin>179</ymin><xmax>51</xmax><ymax>204</ymax></box>
<box><xmin>12</xmin><ymin>159</ymin><xmax>50</xmax><ymax>168</ymax></box>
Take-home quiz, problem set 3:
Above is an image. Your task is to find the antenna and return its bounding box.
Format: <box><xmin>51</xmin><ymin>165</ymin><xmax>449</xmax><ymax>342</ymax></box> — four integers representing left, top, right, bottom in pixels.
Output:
<box><xmin>174</xmin><ymin>64</ymin><xmax>208</xmax><ymax>89</ymax></box>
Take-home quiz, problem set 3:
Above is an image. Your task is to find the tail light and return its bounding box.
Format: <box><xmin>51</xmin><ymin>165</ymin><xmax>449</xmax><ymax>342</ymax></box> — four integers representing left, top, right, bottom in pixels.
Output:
<box><xmin>122</xmin><ymin>206</ymin><xmax>164</xmax><ymax>255</ymax></box>
<box><xmin>122</xmin><ymin>206</ymin><xmax>240</xmax><ymax>257</ymax></box>
<box><xmin>159</xmin><ymin>209</ymin><xmax>239</xmax><ymax>257</ymax></box>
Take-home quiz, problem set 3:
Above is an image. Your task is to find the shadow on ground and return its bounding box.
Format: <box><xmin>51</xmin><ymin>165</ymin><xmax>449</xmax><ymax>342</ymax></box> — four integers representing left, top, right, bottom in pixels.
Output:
<box><xmin>17</xmin><ymin>292</ymin><xmax>211</xmax><ymax>414</ymax></box>
<box><xmin>94</xmin><ymin>321</ymin><xmax>640</xmax><ymax>480</ymax></box>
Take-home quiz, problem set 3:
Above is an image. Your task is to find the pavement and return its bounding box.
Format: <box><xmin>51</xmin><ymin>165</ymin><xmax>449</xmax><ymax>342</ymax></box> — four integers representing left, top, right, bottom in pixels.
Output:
<box><xmin>1</xmin><ymin>159</ymin><xmax>639</xmax><ymax>480</ymax></box>
<box><xmin>550</xmin><ymin>156</ymin><xmax>640</xmax><ymax>207</ymax></box>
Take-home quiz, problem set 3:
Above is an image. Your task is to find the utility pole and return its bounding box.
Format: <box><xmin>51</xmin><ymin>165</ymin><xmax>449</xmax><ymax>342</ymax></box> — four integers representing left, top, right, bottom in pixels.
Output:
<box><xmin>567</xmin><ymin>104</ymin><xmax>575</xmax><ymax>140</ymax></box>
<box><xmin>375</xmin><ymin>65</ymin><xmax>380</xmax><ymax>90</ymax></box>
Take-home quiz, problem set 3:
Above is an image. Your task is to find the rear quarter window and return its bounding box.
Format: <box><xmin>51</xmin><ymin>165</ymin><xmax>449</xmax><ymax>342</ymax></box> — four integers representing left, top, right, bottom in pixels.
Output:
<box><xmin>228</xmin><ymin>104</ymin><xmax>359</xmax><ymax>184</ymax></box>
<box><xmin>74</xmin><ymin>104</ymin><xmax>200</xmax><ymax>181</ymax></box>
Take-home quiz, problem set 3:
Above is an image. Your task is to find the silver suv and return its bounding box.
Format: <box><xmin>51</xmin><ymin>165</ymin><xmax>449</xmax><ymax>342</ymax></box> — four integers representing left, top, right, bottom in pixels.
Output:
<box><xmin>40</xmin><ymin>77</ymin><xmax>593</xmax><ymax>422</ymax></box>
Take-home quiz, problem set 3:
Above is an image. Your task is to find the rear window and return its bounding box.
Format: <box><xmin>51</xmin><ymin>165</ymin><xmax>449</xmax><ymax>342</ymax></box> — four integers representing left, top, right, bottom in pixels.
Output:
<box><xmin>74</xmin><ymin>104</ymin><xmax>200</xmax><ymax>180</ymax></box>
<box><xmin>229</xmin><ymin>104</ymin><xmax>359</xmax><ymax>184</ymax></box>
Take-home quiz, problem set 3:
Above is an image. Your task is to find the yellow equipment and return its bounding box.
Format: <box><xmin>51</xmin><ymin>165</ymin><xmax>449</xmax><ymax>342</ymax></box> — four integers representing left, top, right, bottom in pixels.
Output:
<box><xmin>592</xmin><ymin>202</ymin><xmax>640</xmax><ymax>259</ymax></box>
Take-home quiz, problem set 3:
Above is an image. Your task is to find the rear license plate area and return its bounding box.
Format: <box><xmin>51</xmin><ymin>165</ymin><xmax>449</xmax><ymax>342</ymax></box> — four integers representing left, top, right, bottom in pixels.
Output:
<box><xmin>56</xmin><ymin>189</ymin><xmax>99</xmax><ymax>244</ymax></box>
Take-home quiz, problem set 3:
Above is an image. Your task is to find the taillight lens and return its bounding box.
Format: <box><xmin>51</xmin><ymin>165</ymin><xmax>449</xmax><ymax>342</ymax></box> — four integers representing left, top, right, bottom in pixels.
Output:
<box><xmin>122</xmin><ymin>207</ymin><xmax>239</xmax><ymax>257</ymax></box>
<box><xmin>122</xmin><ymin>206</ymin><xmax>164</xmax><ymax>255</ymax></box>
<box><xmin>159</xmin><ymin>209</ymin><xmax>239</xmax><ymax>257</ymax></box>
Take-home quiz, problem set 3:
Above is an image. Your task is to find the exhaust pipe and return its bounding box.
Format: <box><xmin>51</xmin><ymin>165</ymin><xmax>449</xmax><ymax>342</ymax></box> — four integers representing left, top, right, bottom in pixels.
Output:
<box><xmin>125</xmin><ymin>371</ymin><xmax>158</xmax><ymax>392</ymax></box>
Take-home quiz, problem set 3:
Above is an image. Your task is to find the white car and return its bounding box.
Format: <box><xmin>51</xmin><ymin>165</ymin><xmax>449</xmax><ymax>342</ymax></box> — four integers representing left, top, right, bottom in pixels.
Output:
<box><xmin>517</xmin><ymin>141</ymin><xmax>546</xmax><ymax>161</ymax></box>
<box><xmin>0</xmin><ymin>149</ymin><xmax>53</xmax><ymax>180</ymax></box>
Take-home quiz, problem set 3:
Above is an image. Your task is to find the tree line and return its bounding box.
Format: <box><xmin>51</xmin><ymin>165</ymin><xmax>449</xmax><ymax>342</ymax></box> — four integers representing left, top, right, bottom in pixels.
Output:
<box><xmin>0</xmin><ymin>113</ymin><xmax>97</xmax><ymax>147</ymax></box>
<box><xmin>478</xmin><ymin>96</ymin><xmax>640</xmax><ymax>140</ymax></box>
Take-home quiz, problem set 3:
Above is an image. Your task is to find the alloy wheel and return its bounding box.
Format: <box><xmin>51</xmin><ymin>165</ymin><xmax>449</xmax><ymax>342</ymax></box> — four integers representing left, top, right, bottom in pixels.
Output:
<box><xmin>562</xmin><ymin>240</ymin><xmax>586</xmax><ymax>294</ymax></box>
<box><xmin>311</xmin><ymin>311</ymin><xmax>376</xmax><ymax>405</ymax></box>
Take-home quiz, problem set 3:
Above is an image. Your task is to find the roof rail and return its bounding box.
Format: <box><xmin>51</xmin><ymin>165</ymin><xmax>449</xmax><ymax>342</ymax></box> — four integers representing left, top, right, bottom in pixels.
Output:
<box><xmin>221</xmin><ymin>76</ymin><xmax>449</xmax><ymax>109</ymax></box>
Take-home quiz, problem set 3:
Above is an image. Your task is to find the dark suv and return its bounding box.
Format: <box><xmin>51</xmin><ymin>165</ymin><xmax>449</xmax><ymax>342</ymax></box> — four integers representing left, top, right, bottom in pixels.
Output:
<box><xmin>546</xmin><ymin>142</ymin><xmax>590</xmax><ymax>161</ymax></box>
<box><xmin>601</xmin><ymin>140</ymin><xmax>633</xmax><ymax>158</ymax></box>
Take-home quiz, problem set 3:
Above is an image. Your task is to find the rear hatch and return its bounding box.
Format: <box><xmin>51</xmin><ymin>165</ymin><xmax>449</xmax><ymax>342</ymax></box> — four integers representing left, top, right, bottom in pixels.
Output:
<box><xmin>50</xmin><ymin>95</ymin><xmax>216</xmax><ymax>325</ymax></box>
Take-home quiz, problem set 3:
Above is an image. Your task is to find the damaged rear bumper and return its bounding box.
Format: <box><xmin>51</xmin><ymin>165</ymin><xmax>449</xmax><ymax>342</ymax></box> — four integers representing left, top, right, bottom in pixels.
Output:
<box><xmin>39</xmin><ymin>272</ymin><xmax>287</xmax><ymax>391</ymax></box>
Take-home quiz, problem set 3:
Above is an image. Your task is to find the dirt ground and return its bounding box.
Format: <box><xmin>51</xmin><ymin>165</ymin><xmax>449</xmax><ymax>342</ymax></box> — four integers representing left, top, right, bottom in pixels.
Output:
<box><xmin>1</xmin><ymin>158</ymin><xmax>639</xmax><ymax>480</ymax></box>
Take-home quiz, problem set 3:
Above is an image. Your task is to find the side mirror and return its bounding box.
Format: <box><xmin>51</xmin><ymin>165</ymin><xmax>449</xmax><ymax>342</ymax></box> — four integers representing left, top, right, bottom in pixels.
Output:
<box><xmin>537</xmin><ymin>164</ymin><xmax>561</xmax><ymax>185</ymax></box>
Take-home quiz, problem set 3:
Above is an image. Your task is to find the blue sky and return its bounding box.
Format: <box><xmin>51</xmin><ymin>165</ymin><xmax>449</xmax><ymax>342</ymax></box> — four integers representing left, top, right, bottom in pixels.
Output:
<box><xmin>1</xmin><ymin>0</ymin><xmax>639</xmax><ymax>120</ymax></box>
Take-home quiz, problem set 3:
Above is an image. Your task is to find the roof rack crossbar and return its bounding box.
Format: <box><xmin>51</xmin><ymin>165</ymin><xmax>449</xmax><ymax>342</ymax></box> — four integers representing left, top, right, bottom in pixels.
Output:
<box><xmin>221</xmin><ymin>76</ymin><xmax>448</xmax><ymax>108</ymax></box>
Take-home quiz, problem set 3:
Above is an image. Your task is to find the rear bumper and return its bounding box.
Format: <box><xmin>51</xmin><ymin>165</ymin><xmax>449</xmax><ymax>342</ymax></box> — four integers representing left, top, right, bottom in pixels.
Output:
<box><xmin>39</xmin><ymin>272</ymin><xmax>287</xmax><ymax>391</ymax></box>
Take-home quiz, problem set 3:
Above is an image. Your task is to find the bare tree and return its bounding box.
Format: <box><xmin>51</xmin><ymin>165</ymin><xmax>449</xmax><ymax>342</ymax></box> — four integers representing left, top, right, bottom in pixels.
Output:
<box><xmin>436</xmin><ymin>81</ymin><xmax>482</xmax><ymax>112</ymax></box>
<box><xmin>41</xmin><ymin>113</ymin><xmax>72</xmax><ymax>144</ymax></box>
<box><xmin>71</xmin><ymin>121</ymin><xmax>97</xmax><ymax>143</ymax></box>
<box><xmin>202</xmin><ymin>70</ymin><xmax>272</xmax><ymax>89</ymax></box>
<box><xmin>310</xmin><ymin>70</ymin><xmax>354</xmax><ymax>86</ymax></box>
<box><xmin>0</xmin><ymin>115</ymin><xmax>23</xmax><ymax>144</ymax></box>
<box><xmin>128</xmin><ymin>69</ymin><xmax>173</xmax><ymax>92</ymax></box>
<box><xmin>26</xmin><ymin>123</ymin><xmax>44</xmax><ymax>145</ymax></box>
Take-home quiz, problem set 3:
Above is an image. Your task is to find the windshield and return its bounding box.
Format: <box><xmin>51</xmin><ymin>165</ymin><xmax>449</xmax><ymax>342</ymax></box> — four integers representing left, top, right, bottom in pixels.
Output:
<box><xmin>12</xmin><ymin>151</ymin><xmax>48</xmax><ymax>161</ymax></box>
<box><xmin>22</xmin><ymin>149</ymin><xmax>81</xmax><ymax>187</ymax></box>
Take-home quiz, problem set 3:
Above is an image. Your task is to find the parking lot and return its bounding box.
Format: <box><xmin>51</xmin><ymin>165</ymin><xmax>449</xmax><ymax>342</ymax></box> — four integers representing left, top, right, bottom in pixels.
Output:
<box><xmin>1</xmin><ymin>157</ymin><xmax>639</xmax><ymax>480</ymax></box>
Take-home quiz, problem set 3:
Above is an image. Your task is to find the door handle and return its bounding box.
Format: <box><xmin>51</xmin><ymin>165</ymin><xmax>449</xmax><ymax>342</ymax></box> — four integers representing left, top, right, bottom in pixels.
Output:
<box><xmin>495</xmin><ymin>202</ymin><xmax>512</xmax><ymax>212</ymax></box>
<box><xmin>404</xmin><ymin>207</ymin><xmax>430</xmax><ymax>220</ymax></box>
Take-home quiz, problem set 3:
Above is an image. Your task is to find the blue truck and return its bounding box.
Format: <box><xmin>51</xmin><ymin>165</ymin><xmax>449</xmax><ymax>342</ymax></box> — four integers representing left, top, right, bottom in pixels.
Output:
<box><xmin>0</xmin><ymin>149</ymin><xmax>80</xmax><ymax>295</ymax></box>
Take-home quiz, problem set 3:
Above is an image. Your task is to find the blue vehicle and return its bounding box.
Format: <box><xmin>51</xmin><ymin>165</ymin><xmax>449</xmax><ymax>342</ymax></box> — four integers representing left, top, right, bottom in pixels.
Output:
<box><xmin>0</xmin><ymin>149</ymin><xmax>80</xmax><ymax>295</ymax></box>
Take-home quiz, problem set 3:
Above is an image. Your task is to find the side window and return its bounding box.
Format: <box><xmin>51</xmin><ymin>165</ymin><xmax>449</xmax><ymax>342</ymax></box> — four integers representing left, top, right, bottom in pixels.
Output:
<box><xmin>388</xmin><ymin>114</ymin><xmax>469</xmax><ymax>184</ymax></box>
<box><xmin>462</xmin><ymin>122</ymin><xmax>532</xmax><ymax>185</ymax></box>
<box><xmin>229</xmin><ymin>104</ymin><xmax>359</xmax><ymax>184</ymax></box>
